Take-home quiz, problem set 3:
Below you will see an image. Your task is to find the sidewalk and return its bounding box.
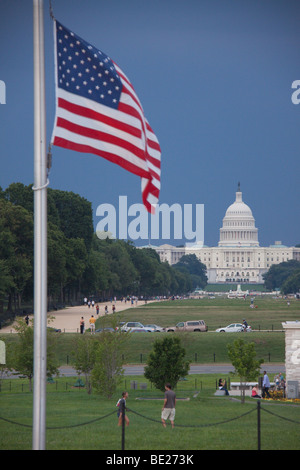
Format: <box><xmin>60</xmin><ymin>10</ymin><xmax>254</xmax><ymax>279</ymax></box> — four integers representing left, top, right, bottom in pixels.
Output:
<box><xmin>0</xmin><ymin>299</ymin><xmax>148</xmax><ymax>333</ymax></box>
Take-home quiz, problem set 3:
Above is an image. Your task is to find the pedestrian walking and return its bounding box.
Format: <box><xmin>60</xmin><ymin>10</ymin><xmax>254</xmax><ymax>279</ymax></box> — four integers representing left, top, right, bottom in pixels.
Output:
<box><xmin>116</xmin><ymin>391</ymin><xmax>129</xmax><ymax>427</ymax></box>
<box><xmin>262</xmin><ymin>371</ymin><xmax>271</xmax><ymax>398</ymax></box>
<box><xmin>161</xmin><ymin>383</ymin><xmax>176</xmax><ymax>428</ymax></box>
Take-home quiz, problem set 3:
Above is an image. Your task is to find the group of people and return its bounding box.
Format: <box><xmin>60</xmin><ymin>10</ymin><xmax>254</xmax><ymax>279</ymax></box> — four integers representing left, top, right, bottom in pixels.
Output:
<box><xmin>79</xmin><ymin>314</ymin><xmax>96</xmax><ymax>334</ymax></box>
<box><xmin>80</xmin><ymin>297</ymin><xmax>118</xmax><ymax>334</ymax></box>
<box><xmin>116</xmin><ymin>371</ymin><xmax>287</xmax><ymax>430</ymax></box>
<box><xmin>251</xmin><ymin>371</ymin><xmax>285</xmax><ymax>398</ymax></box>
<box><xmin>116</xmin><ymin>383</ymin><xmax>177</xmax><ymax>429</ymax></box>
<box><xmin>218</xmin><ymin>371</ymin><xmax>285</xmax><ymax>399</ymax></box>
<box><xmin>260</xmin><ymin>370</ymin><xmax>285</xmax><ymax>398</ymax></box>
<box><xmin>274</xmin><ymin>372</ymin><xmax>285</xmax><ymax>390</ymax></box>
<box><xmin>83</xmin><ymin>298</ymin><xmax>116</xmax><ymax>316</ymax></box>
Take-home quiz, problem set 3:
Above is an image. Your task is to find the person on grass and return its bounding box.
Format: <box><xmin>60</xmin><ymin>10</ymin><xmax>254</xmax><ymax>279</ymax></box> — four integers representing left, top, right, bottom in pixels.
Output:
<box><xmin>161</xmin><ymin>383</ymin><xmax>176</xmax><ymax>429</ymax></box>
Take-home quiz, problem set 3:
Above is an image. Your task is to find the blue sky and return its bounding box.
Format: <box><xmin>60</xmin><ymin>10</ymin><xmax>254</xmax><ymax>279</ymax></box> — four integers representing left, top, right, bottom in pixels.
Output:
<box><xmin>0</xmin><ymin>0</ymin><xmax>299</xmax><ymax>248</ymax></box>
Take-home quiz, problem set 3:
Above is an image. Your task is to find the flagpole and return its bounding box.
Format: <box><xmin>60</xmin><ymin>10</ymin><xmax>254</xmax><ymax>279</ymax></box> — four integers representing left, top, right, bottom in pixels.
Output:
<box><xmin>32</xmin><ymin>0</ymin><xmax>48</xmax><ymax>450</ymax></box>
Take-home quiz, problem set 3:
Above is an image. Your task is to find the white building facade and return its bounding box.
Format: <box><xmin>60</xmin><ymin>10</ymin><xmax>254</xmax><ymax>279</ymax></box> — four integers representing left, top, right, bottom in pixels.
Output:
<box><xmin>151</xmin><ymin>185</ymin><xmax>300</xmax><ymax>284</ymax></box>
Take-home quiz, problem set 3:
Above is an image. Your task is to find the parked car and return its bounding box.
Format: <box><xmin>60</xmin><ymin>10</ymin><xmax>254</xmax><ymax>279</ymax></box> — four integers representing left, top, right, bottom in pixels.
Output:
<box><xmin>144</xmin><ymin>324</ymin><xmax>165</xmax><ymax>332</ymax></box>
<box><xmin>215</xmin><ymin>323</ymin><xmax>251</xmax><ymax>333</ymax></box>
<box><xmin>47</xmin><ymin>327</ymin><xmax>61</xmax><ymax>333</ymax></box>
<box><xmin>131</xmin><ymin>328</ymin><xmax>151</xmax><ymax>333</ymax></box>
<box><xmin>95</xmin><ymin>327</ymin><xmax>115</xmax><ymax>333</ymax></box>
<box><xmin>120</xmin><ymin>322</ymin><xmax>152</xmax><ymax>332</ymax></box>
<box><xmin>166</xmin><ymin>320</ymin><xmax>207</xmax><ymax>332</ymax></box>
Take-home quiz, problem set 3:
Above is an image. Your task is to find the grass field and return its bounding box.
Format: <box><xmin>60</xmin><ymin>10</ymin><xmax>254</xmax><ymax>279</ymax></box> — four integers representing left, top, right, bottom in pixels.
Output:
<box><xmin>56</xmin><ymin>296</ymin><xmax>298</xmax><ymax>365</ymax></box>
<box><xmin>1</xmin><ymin>297</ymin><xmax>300</xmax><ymax>450</ymax></box>
<box><xmin>128</xmin><ymin>296</ymin><xmax>300</xmax><ymax>331</ymax></box>
<box><xmin>1</xmin><ymin>374</ymin><xmax>300</xmax><ymax>451</ymax></box>
<box><xmin>2</xmin><ymin>297</ymin><xmax>297</xmax><ymax>366</ymax></box>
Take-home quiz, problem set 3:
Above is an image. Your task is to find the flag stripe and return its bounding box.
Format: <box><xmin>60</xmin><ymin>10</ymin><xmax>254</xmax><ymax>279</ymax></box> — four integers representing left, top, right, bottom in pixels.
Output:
<box><xmin>55</xmin><ymin>88</ymin><xmax>161</xmax><ymax>177</ymax></box>
<box><xmin>58</xmin><ymin>96</ymin><xmax>142</xmax><ymax>139</ymax></box>
<box><xmin>53</xmin><ymin>136</ymin><xmax>151</xmax><ymax>179</ymax></box>
<box><xmin>54</xmin><ymin>89</ymin><xmax>153</xmax><ymax>175</ymax></box>
<box><xmin>53</xmin><ymin>125</ymin><xmax>150</xmax><ymax>175</ymax></box>
<box><xmin>55</xmin><ymin>116</ymin><xmax>149</xmax><ymax>163</ymax></box>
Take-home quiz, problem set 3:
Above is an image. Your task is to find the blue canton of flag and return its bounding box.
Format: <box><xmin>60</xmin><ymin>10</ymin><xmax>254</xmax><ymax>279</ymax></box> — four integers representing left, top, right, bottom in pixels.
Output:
<box><xmin>56</xmin><ymin>22</ymin><xmax>122</xmax><ymax>109</ymax></box>
<box><xmin>51</xmin><ymin>21</ymin><xmax>161</xmax><ymax>214</ymax></box>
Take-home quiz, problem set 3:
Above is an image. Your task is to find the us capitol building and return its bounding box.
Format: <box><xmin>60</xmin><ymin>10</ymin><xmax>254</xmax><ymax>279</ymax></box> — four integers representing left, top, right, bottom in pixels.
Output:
<box><xmin>150</xmin><ymin>184</ymin><xmax>300</xmax><ymax>284</ymax></box>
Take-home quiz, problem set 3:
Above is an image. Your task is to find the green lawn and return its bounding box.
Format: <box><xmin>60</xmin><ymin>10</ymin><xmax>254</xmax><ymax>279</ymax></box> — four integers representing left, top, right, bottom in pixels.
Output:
<box><xmin>57</xmin><ymin>296</ymin><xmax>299</xmax><ymax>365</ymax></box>
<box><xmin>1</xmin><ymin>374</ymin><xmax>300</xmax><ymax>450</ymax></box>
<box><xmin>1</xmin><ymin>297</ymin><xmax>300</xmax><ymax>450</ymax></box>
<box><xmin>1</xmin><ymin>297</ymin><xmax>299</xmax><ymax>366</ymax></box>
<box><xmin>131</xmin><ymin>296</ymin><xmax>300</xmax><ymax>331</ymax></box>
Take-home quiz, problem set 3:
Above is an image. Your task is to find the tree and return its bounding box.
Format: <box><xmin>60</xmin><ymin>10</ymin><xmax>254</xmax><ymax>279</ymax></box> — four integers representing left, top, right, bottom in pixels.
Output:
<box><xmin>263</xmin><ymin>260</ymin><xmax>300</xmax><ymax>291</ymax></box>
<box><xmin>47</xmin><ymin>222</ymin><xmax>68</xmax><ymax>303</ymax></box>
<box><xmin>0</xmin><ymin>200</ymin><xmax>33</xmax><ymax>311</ymax></box>
<box><xmin>174</xmin><ymin>254</ymin><xmax>207</xmax><ymax>289</ymax></box>
<box><xmin>11</xmin><ymin>318</ymin><xmax>59</xmax><ymax>391</ymax></box>
<box><xmin>227</xmin><ymin>339</ymin><xmax>264</xmax><ymax>403</ymax></box>
<box><xmin>103</xmin><ymin>239</ymin><xmax>139</xmax><ymax>295</ymax></box>
<box><xmin>64</xmin><ymin>237</ymin><xmax>88</xmax><ymax>302</ymax></box>
<box><xmin>0</xmin><ymin>259</ymin><xmax>13</xmax><ymax>313</ymax></box>
<box><xmin>144</xmin><ymin>336</ymin><xmax>190</xmax><ymax>391</ymax></box>
<box><xmin>130</xmin><ymin>247</ymin><xmax>161</xmax><ymax>296</ymax></box>
<box><xmin>91</xmin><ymin>329</ymin><xmax>128</xmax><ymax>398</ymax></box>
<box><xmin>281</xmin><ymin>270</ymin><xmax>300</xmax><ymax>294</ymax></box>
<box><xmin>48</xmin><ymin>189</ymin><xmax>94</xmax><ymax>250</ymax></box>
<box><xmin>73</xmin><ymin>335</ymin><xmax>98</xmax><ymax>394</ymax></box>
<box><xmin>4</xmin><ymin>182</ymin><xmax>33</xmax><ymax>214</ymax></box>
<box><xmin>82</xmin><ymin>248</ymin><xmax>110</xmax><ymax>298</ymax></box>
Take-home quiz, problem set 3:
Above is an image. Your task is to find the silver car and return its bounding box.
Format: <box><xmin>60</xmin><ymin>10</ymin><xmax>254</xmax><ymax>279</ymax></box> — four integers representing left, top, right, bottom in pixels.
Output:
<box><xmin>215</xmin><ymin>323</ymin><xmax>245</xmax><ymax>333</ymax></box>
<box><xmin>144</xmin><ymin>324</ymin><xmax>165</xmax><ymax>332</ymax></box>
<box><xmin>120</xmin><ymin>322</ymin><xmax>152</xmax><ymax>332</ymax></box>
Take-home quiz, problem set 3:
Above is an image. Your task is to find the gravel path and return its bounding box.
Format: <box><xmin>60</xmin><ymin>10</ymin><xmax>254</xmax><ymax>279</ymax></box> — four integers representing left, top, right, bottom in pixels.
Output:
<box><xmin>0</xmin><ymin>300</ymin><xmax>148</xmax><ymax>333</ymax></box>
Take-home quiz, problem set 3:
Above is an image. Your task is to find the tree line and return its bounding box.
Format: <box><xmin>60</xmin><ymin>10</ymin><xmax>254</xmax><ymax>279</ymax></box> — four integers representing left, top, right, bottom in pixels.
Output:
<box><xmin>262</xmin><ymin>259</ymin><xmax>300</xmax><ymax>294</ymax></box>
<box><xmin>0</xmin><ymin>183</ymin><xmax>207</xmax><ymax>315</ymax></box>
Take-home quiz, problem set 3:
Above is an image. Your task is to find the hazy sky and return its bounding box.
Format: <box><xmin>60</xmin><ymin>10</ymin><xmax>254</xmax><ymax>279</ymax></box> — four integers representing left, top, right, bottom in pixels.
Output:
<box><xmin>0</xmin><ymin>0</ymin><xmax>299</xmax><ymax>247</ymax></box>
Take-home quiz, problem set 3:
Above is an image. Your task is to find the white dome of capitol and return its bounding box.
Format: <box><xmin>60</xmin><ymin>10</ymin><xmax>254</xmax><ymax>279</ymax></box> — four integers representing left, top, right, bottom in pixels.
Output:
<box><xmin>224</xmin><ymin>197</ymin><xmax>254</xmax><ymax>219</ymax></box>
<box><xmin>218</xmin><ymin>183</ymin><xmax>259</xmax><ymax>247</ymax></box>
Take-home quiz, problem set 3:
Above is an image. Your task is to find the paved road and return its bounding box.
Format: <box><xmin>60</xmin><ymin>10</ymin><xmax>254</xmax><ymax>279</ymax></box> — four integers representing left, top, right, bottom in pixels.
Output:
<box><xmin>57</xmin><ymin>363</ymin><xmax>285</xmax><ymax>377</ymax></box>
<box><xmin>3</xmin><ymin>363</ymin><xmax>285</xmax><ymax>379</ymax></box>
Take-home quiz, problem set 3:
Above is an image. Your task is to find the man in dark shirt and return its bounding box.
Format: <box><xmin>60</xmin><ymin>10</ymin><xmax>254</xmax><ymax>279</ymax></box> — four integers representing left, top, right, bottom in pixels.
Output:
<box><xmin>161</xmin><ymin>383</ymin><xmax>176</xmax><ymax>428</ymax></box>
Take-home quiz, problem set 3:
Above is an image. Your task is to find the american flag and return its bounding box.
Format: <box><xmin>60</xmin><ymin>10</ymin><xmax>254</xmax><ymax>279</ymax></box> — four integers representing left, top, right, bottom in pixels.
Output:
<box><xmin>51</xmin><ymin>20</ymin><xmax>161</xmax><ymax>213</ymax></box>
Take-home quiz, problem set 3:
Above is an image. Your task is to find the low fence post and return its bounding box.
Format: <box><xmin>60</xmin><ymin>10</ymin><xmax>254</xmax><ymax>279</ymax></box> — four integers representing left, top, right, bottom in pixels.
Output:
<box><xmin>257</xmin><ymin>400</ymin><xmax>261</xmax><ymax>450</ymax></box>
